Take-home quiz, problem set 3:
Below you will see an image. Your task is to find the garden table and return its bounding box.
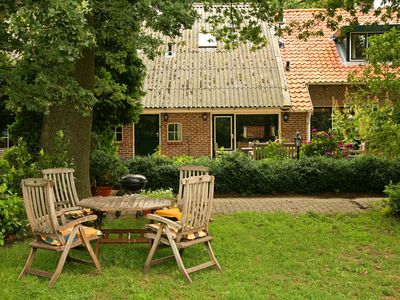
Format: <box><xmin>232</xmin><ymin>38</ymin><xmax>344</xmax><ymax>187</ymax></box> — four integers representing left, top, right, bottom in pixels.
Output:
<box><xmin>79</xmin><ymin>195</ymin><xmax>171</xmax><ymax>255</ymax></box>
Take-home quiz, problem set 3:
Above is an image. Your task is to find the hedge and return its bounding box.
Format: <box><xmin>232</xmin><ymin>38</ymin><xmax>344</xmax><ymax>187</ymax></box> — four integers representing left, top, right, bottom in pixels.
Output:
<box><xmin>126</xmin><ymin>153</ymin><xmax>400</xmax><ymax>195</ymax></box>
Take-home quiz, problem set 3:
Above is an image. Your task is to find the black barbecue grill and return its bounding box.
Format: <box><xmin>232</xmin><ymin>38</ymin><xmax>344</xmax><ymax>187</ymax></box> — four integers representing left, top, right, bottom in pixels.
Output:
<box><xmin>120</xmin><ymin>174</ymin><xmax>148</xmax><ymax>194</ymax></box>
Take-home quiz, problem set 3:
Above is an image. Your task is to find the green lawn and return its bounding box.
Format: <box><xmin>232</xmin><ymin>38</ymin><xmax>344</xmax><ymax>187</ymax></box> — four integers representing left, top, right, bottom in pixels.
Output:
<box><xmin>1</xmin><ymin>211</ymin><xmax>399</xmax><ymax>299</ymax></box>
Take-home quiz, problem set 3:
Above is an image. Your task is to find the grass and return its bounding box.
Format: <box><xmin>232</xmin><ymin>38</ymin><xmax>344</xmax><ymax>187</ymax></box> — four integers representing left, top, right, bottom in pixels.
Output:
<box><xmin>0</xmin><ymin>211</ymin><xmax>400</xmax><ymax>299</ymax></box>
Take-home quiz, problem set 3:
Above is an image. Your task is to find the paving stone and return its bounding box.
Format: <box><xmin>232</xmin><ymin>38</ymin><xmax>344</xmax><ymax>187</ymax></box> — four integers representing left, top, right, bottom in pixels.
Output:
<box><xmin>213</xmin><ymin>197</ymin><xmax>384</xmax><ymax>215</ymax></box>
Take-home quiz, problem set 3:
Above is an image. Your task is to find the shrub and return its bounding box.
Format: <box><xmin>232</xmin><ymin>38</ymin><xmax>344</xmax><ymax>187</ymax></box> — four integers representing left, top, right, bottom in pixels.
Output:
<box><xmin>0</xmin><ymin>183</ymin><xmax>27</xmax><ymax>246</ymax></box>
<box><xmin>89</xmin><ymin>149</ymin><xmax>128</xmax><ymax>186</ymax></box>
<box><xmin>384</xmin><ymin>182</ymin><xmax>400</xmax><ymax>215</ymax></box>
<box><xmin>256</xmin><ymin>142</ymin><xmax>289</xmax><ymax>160</ymax></box>
<box><xmin>126</xmin><ymin>154</ymin><xmax>400</xmax><ymax>195</ymax></box>
<box><xmin>2</xmin><ymin>139</ymin><xmax>40</xmax><ymax>195</ymax></box>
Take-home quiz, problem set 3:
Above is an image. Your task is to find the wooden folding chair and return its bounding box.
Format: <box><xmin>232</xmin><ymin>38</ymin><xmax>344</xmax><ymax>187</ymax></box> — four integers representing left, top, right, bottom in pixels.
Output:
<box><xmin>154</xmin><ymin>165</ymin><xmax>209</xmax><ymax>220</ymax></box>
<box><xmin>144</xmin><ymin>175</ymin><xmax>222</xmax><ymax>282</ymax></box>
<box><xmin>19</xmin><ymin>178</ymin><xmax>102</xmax><ymax>287</ymax></box>
<box><xmin>42</xmin><ymin>168</ymin><xmax>92</xmax><ymax>220</ymax></box>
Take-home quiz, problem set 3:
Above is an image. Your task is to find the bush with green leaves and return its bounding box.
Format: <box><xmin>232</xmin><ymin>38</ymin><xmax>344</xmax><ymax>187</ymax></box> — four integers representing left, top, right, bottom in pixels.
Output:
<box><xmin>384</xmin><ymin>182</ymin><xmax>400</xmax><ymax>216</ymax></box>
<box><xmin>0</xmin><ymin>183</ymin><xmax>27</xmax><ymax>246</ymax></box>
<box><xmin>126</xmin><ymin>153</ymin><xmax>400</xmax><ymax>195</ymax></box>
<box><xmin>89</xmin><ymin>149</ymin><xmax>128</xmax><ymax>187</ymax></box>
<box><xmin>256</xmin><ymin>142</ymin><xmax>289</xmax><ymax>160</ymax></box>
<box><xmin>1</xmin><ymin>139</ymin><xmax>40</xmax><ymax>195</ymax></box>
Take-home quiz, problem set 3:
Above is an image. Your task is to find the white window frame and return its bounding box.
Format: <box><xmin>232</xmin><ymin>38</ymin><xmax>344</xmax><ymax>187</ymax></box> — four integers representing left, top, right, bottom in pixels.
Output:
<box><xmin>114</xmin><ymin>126</ymin><xmax>123</xmax><ymax>143</ymax></box>
<box><xmin>349</xmin><ymin>31</ymin><xmax>383</xmax><ymax>61</ymax></box>
<box><xmin>167</xmin><ymin>123</ymin><xmax>182</xmax><ymax>142</ymax></box>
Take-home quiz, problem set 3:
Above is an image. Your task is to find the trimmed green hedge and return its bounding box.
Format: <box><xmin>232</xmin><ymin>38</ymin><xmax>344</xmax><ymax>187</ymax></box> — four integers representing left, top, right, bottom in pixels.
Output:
<box><xmin>126</xmin><ymin>153</ymin><xmax>400</xmax><ymax>195</ymax></box>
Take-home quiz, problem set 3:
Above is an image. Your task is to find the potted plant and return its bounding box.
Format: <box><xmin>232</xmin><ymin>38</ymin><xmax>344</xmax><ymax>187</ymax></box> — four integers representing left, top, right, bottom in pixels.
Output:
<box><xmin>89</xmin><ymin>149</ymin><xmax>128</xmax><ymax>196</ymax></box>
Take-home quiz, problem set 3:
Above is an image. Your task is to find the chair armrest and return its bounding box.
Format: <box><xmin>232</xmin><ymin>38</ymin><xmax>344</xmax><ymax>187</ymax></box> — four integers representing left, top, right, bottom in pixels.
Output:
<box><xmin>58</xmin><ymin>215</ymin><xmax>98</xmax><ymax>231</ymax></box>
<box><xmin>146</xmin><ymin>214</ymin><xmax>182</xmax><ymax>231</ymax></box>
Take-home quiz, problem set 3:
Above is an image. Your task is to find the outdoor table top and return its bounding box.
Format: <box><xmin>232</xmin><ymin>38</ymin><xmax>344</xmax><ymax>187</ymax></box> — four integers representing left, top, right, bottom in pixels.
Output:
<box><xmin>79</xmin><ymin>195</ymin><xmax>171</xmax><ymax>212</ymax></box>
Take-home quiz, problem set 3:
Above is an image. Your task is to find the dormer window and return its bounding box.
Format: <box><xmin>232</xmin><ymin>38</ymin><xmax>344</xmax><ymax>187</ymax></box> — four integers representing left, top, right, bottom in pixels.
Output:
<box><xmin>349</xmin><ymin>32</ymin><xmax>381</xmax><ymax>61</ymax></box>
<box><xmin>199</xmin><ymin>33</ymin><xmax>217</xmax><ymax>48</ymax></box>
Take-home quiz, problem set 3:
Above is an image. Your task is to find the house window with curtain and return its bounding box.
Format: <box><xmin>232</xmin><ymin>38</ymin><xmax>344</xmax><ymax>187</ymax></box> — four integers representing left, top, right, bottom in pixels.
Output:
<box><xmin>114</xmin><ymin>126</ymin><xmax>123</xmax><ymax>143</ymax></box>
<box><xmin>167</xmin><ymin>123</ymin><xmax>182</xmax><ymax>142</ymax></box>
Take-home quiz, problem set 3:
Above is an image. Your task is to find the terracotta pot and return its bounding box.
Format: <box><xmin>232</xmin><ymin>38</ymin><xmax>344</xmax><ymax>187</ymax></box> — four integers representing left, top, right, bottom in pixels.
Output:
<box><xmin>93</xmin><ymin>186</ymin><xmax>113</xmax><ymax>196</ymax></box>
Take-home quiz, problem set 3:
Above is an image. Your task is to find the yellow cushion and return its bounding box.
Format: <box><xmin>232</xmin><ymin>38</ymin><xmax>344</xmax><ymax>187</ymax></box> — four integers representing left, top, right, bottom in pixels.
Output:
<box><xmin>64</xmin><ymin>208</ymin><xmax>93</xmax><ymax>219</ymax></box>
<box><xmin>146</xmin><ymin>222</ymin><xmax>206</xmax><ymax>240</ymax></box>
<box><xmin>154</xmin><ymin>207</ymin><xmax>182</xmax><ymax>221</ymax></box>
<box><xmin>40</xmin><ymin>226</ymin><xmax>102</xmax><ymax>246</ymax></box>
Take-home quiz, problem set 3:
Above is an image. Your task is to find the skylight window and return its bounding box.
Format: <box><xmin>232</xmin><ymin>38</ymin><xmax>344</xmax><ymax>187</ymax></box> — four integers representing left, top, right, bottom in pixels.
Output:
<box><xmin>198</xmin><ymin>33</ymin><xmax>217</xmax><ymax>48</ymax></box>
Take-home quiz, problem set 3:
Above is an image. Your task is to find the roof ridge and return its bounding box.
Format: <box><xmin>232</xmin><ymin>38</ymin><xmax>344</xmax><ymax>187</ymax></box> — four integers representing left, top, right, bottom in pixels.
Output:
<box><xmin>284</xmin><ymin>8</ymin><xmax>325</xmax><ymax>12</ymax></box>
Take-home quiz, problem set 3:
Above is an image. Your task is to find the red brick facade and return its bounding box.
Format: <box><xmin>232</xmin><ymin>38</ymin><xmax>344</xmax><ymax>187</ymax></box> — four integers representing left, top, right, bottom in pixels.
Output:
<box><xmin>117</xmin><ymin>111</ymin><xmax>311</xmax><ymax>159</ymax></box>
<box><xmin>281</xmin><ymin>112</ymin><xmax>309</xmax><ymax>142</ymax></box>
<box><xmin>309</xmin><ymin>85</ymin><xmax>347</xmax><ymax>107</ymax></box>
<box><xmin>160</xmin><ymin>113</ymin><xmax>211</xmax><ymax>157</ymax></box>
<box><xmin>117</xmin><ymin>125</ymin><xmax>134</xmax><ymax>159</ymax></box>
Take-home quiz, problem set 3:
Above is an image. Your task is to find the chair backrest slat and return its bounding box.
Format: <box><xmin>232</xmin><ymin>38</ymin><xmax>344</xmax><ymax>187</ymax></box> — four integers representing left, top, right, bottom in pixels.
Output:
<box><xmin>42</xmin><ymin>168</ymin><xmax>79</xmax><ymax>209</ymax></box>
<box><xmin>179</xmin><ymin>175</ymin><xmax>214</xmax><ymax>239</ymax></box>
<box><xmin>177</xmin><ymin>165</ymin><xmax>209</xmax><ymax>206</ymax></box>
<box><xmin>21</xmin><ymin>178</ymin><xmax>60</xmax><ymax>240</ymax></box>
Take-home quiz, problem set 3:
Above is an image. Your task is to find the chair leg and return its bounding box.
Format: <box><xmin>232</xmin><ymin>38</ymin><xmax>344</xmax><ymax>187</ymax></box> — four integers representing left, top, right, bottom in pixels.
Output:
<box><xmin>144</xmin><ymin>226</ymin><xmax>163</xmax><ymax>273</ymax></box>
<box><xmin>166</xmin><ymin>230</ymin><xmax>192</xmax><ymax>283</ymax></box>
<box><xmin>48</xmin><ymin>226</ymin><xmax>79</xmax><ymax>287</ymax></box>
<box><xmin>78</xmin><ymin>226</ymin><xmax>101</xmax><ymax>273</ymax></box>
<box><xmin>206</xmin><ymin>241</ymin><xmax>222</xmax><ymax>272</ymax></box>
<box><xmin>18</xmin><ymin>247</ymin><xmax>37</xmax><ymax>279</ymax></box>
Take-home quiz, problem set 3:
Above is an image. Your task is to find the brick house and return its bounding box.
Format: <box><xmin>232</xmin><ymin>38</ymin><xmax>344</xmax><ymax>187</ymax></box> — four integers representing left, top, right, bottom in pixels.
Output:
<box><xmin>117</xmin><ymin>6</ymin><xmax>399</xmax><ymax>159</ymax></box>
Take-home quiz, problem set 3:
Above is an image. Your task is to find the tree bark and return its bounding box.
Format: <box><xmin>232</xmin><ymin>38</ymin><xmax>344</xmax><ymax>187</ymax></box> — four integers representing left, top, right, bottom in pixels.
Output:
<box><xmin>41</xmin><ymin>47</ymin><xmax>95</xmax><ymax>198</ymax></box>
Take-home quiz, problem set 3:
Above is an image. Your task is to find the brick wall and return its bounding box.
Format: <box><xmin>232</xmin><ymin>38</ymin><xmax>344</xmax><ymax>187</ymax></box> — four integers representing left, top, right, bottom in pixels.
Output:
<box><xmin>281</xmin><ymin>112</ymin><xmax>308</xmax><ymax>142</ymax></box>
<box><xmin>117</xmin><ymin>125</ymin><xmax>134</xmax><ymax>159</ymax></box>
<box><xmin>161</xmin><ymin>113</ymin><xmax>211</xmax><ymax>157</ymax></box>
<box><xmin>309</xmin><ymin>85</ymin><xmax>348</xmax><ymax>107</ymax></box>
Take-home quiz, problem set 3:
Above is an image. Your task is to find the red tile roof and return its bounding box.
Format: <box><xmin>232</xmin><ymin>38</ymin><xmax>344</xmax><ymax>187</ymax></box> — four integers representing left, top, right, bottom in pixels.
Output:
<box><xmin>281</xmin><ymin>9</ymin><xmax>399</xmax><ymax>112</ymax></box>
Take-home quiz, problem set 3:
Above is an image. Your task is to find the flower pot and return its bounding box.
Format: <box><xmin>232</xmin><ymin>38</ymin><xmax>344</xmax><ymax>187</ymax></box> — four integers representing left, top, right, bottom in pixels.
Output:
<box><xmin>92</xmin><ymin>186</ymin><xmax>113</xmax><ymax>196</ymax></box>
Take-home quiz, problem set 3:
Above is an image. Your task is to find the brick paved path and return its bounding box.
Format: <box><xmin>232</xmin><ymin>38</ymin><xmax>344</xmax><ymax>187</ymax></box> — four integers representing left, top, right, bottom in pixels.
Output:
<box><xmin>213</xmin><ymin>196</ymin><xmax>384</xmax><ymax>215</ymax></box>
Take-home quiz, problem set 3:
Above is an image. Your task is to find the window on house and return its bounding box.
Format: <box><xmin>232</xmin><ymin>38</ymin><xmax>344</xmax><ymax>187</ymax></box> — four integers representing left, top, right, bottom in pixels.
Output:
<box><xmin>199</xmin><ymin>33</ymin><xmax>217</xmax><ymax>48</ymax></box>
<box><xmin>311</xmin><ymin>108</ymin><xmax>333</xmax><ymax>133</ymax></box>
<box><xmin>167</xmin><ymin>123</ymin><xmax>182</xmax><ymax>142</ymax></box>
<box><xmin>350</xmin><ymin>32</ymin><xmax>382</xmax><ymax>60</ymax></box>
<box><xmin>115</xmin><ymin>126</ymin><xmax>123</xmax><ymax>143</ymax></box>
<box><xmin>236</xmin><ymin>115</ymin><xmax>278</xmax><ymax>145</ymax></box>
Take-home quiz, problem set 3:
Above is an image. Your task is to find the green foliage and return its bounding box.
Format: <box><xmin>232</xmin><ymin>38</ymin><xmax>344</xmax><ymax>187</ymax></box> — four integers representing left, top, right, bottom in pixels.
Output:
<box><xmin>126</xmin><ymin>155</ymin><xmax>180</xmax><ymax>192</ymax></box>
<box><xmin>38</xmin><ymin>130</ymin><xmax>74</xmax><ymax>169</ymax></box>
<box><xmin>2</xmin><ymin>139</ymin><xmax>40</xmax><ymax>195</ymax></box>
<box><xmin>140</xmin><ymin>188</ymin><xmax>174</xmax><ymax>199</ymax></box>
<box><xmin>257</xmin><ymin>142</ymin><xmax>289</xmax><ymax>160</ymax></box>
<box><xmin>3</xmin><ymin>0</ymin><xmax>96</xmax><ymax>115</ymax></box>
<box><xmin>384</xmin><ymin>181</ymin><xmax>400</xmax><ymax>216</ymax></box>
<box><xmin>364</xmin><ymin>29</ymin><xmax>400</xmax><ymax>101</ymax></box>
<box><xmin>7</xmin><ymin>109</ymin><xmax>42</xmax><ymax>155</ymax></box>
<box><xmin>333</xmin><ymin>30</ymin><xmax>400</xmax><ymax>159</ymax></box>
<box><xmin>89</xmin><ymin>149</ymin><xmax>128</xmax><ymax>187</ymax></box>
<box><xmin>0</xmin><ymin>183</ymin><xmax>27</xmax><ymax>246</ymax></box>
<box><xmin>0</xmin><ymin>132</ymin><xmax>72</xmax><ymax>195</ymax></box>
<box><xmin>333</xmin><ymin>96</ymin><xmax>400</xmax><ymax>158</ymax></box>
<box><xmin>126</xmin><ymin>153</ymin><xmax>400</xmax><ymax>195</ymax></box>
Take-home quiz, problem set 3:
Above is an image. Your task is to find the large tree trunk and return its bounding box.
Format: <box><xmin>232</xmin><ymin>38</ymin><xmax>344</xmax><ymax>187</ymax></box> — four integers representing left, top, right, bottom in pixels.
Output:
<box><xmin>41</xmin><ymin>47</ymin><xmax>95</xmax><ymax>198</ymax></box>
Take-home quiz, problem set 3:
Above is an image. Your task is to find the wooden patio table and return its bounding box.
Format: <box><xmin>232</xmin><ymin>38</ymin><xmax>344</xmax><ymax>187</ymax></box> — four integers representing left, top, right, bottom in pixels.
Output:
<box><xmin>79</xmin><ymin>195</ymin><xmax>171</xmax><ymax>255</ymax></box>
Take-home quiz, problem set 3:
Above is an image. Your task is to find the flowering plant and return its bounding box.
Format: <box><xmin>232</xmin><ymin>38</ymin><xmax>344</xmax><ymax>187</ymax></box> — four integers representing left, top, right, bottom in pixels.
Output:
<box><xmin>302</xmin><ymin>129</ymin><xmax>350</xmax><ymax>158</ymax></box>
